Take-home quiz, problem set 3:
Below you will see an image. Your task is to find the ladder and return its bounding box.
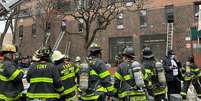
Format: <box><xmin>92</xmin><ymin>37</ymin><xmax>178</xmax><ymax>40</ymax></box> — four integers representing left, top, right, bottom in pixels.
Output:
<box><xmin>166</xmin><ymin>23</ymin><xmax>174</xmax><ymax>55</ymax></box>
<box><xmin>44</xmin><ymin>32</ymin><xmax>51</xmax><ymax>46</ymax></box>
<box><xmin>52</xmin><ymin>31</ymin><xmax>65</xmax><ymax>51</ymax></box>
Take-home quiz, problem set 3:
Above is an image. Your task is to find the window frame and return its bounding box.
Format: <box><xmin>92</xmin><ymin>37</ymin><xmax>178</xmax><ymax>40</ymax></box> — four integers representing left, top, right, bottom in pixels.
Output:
<box><xmin>139</xmin><ymin>9</ymin><xmax>148</xmax><ymax>28</ymax></box>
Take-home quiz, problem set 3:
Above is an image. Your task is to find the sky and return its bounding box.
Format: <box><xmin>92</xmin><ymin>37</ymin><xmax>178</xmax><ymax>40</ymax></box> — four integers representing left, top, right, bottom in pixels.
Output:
<box><xmin>0</xmin><ymin>21</ymin><xmax>13</xmax><ymax>45</ymax></box>
<box><xmin>0</xmin><ymin>20</ymin><xmax>12</xmax><ymax>33</ymax></box>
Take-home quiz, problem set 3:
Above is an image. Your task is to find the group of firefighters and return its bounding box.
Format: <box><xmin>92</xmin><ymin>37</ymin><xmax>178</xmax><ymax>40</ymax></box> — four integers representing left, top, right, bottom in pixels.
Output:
<box><xmin>0</xmin><ymin>43</ymin><xmax>200</xmax><ymax>101</ymax></box>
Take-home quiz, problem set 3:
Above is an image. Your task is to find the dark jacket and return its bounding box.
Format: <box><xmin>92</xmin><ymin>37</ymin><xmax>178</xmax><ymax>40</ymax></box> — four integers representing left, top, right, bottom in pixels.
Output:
<box><xmin>162</xmin><ymin>56</ymin><xmax>183</xmax><ymax>81</ymax></box>
<box><xmin>27</xmin><ymin>62</ymin><xmax>63</xmax><ymax>99</ymax></box>
<box><xmin>142</xmin><ymin>59</ymin><xmax>166</xmax><ymax>96</ymax></box>
<box><xmin>55</xmin><ymin>60</ymin><xmax>77</xmax><ymax>99</ymax></box>
<box><xmin>114</xmin><ymin>61</ymin><xmax>147</xmax><ymax>99</ymax></box>
<box><xmin>0</xmin><ymin>60</ymin><xmax>24</xmax><ymax>100</ymax></box>
<box><xmin>80</xmin><ymin>58</ymin><xmax>113</xmax><ymax>100</ymax></box>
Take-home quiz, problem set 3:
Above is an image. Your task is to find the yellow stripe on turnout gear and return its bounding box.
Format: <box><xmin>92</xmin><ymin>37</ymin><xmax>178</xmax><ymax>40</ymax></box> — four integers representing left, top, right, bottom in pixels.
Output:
<box><xmin>27</xmin><ymin>92</ymin><xmax>60</xmax><ymax>98</ymax></box>
<box><xmin>0</xmin><ymin>69</ymin><xmax>24</xmax><ymax>81</ymax></box>
<box><xmin>61</xmin><ymin>73</ymin><xmax>75</xmax><ymax>81</ymax></box>
<box><xmin>0</xmin><ymin>93</ymin><xmax>22</xmax><ymax>101</ymax></box>
<box><xmin>124</xmin><ymin>74</ymin><xmax>131</xmax><ymax>80</ymax></box>
<box><xmin>81</xmin><ymin>95</ymin><xmax>99</xmax><ymax>100</ymax></box>
<box><xmin>90</xmin><ymin>70</ymin><xmax>98</xmax><ymax>76</ymax></box>
<box><xmin>99</xmin><ymin>71</ymin><xmax>110</xmax><ymax>78</ymax></box>
<box><xmin>30</xmin><ymin>77</ymin><xmax>53</xmax><ymax>83</ymax></box>
<box><xmin>62</xmin><ymin>85</ymin><xmax>77</xmax><ymax>95</ymax></box>
<box><xmin>114</xmin><ymin>72</ymin><xmax>124</xmax><ymax>80</ymax></box>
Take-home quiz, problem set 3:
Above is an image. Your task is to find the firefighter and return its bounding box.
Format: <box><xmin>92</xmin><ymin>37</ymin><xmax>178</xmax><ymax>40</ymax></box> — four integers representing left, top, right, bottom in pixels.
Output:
<box><xmin>0</xmin><ymin>44</ymin><xmax>24</xmax><ymax>101</ymax></box>
<box><xmin>75</xmin><ymin>56</ymin><xmax>81</xmax><ymax>75</ymax></box>
<box><xmin>26</xmin><ymin>47</ymin><xmax>64</xmax><ymax>101</ymax></box>
<box><xmin>51</xmin><ymin>50</ymin><xmax>78</xmax><ymax>101</ymax></box>
<box><xmin>78</xmin><ymin>43</ymin><xmax>114</xmax><ymax>101</ymax></box>
<box><xmin>141</xmin><ymin>47</ymin><xmax>167</xmax><ymax>101</ymax></box>
<box><xmin>114</xmin><ymin>47</ymin><xmax>147</xmax><ymax>101</ymax></box>
<box><xmin>74</xmin><ymin>56</ymin><xmax>81</xmax><ymax>85</ymax></box>
<box><xmin>180</xmin><ymin>56</ymin><xmax>201</xmax><ymax>99</ymax></box>
<box><xmin>162</xmin><ymin>50</ymin><xmax>182</xmax><ymax>97</ymax></box>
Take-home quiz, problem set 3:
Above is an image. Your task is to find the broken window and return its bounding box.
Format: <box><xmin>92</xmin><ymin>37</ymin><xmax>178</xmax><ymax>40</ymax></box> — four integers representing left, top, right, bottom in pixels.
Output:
<box><xmin>165</xmin><ymin>5</ymin><xmax>174</xmax><ymax>23</ymax></box>
<box><xmin>194</xmin><ymin>2</ymin><xmax>201</xmax><ymax>21</ymax></box>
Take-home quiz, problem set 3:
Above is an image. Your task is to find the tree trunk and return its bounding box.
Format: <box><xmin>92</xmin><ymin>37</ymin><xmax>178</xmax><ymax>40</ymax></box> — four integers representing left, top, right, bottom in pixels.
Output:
<box><xmin>0</xmin><ymin>20</ymin><xmax>11</xmax><ymax>48</ymax></box>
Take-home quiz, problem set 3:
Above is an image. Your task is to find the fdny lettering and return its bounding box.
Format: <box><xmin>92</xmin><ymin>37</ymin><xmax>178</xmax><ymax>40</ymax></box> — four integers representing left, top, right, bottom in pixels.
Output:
<box><xmin>61</xmin><ymin>64</ymin><xmax>74</xmax><ymax>75</ymax></box>
<box><xmin>36</xmin><ymin>64</ymin><xmax>47</xmax><ymax>69</ymax></box>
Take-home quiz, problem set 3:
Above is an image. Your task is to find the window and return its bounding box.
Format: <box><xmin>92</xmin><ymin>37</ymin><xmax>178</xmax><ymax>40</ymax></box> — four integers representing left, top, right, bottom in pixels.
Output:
<box><xmin>19</xmin><ymin>25</ymin><xmax>23</xmax><ymax>38</ymax></box>
<box><xmin>63</xmin><ymin>1</ymin><xmax>72</xmax><ymax>11</ymax></box>
<box><xmin>78</xmin><ymin>19</ymin><xmax>84</xmax><ymax>33</ymax></box>
<box><xmin>139</xmin><ymin>9</ymin><xmax>147</xmax><ymax>27</ymax></box>
<box><xmin>97</xmin><ymin>15</ymin><xmax>104</xmax><ymax>28</ymax></box>
<box><xmin>32</xmin><ymin>23</ymin><xmax>36</xmax><ymax>37</ymax></box>
<box><xmin>165</xmin><ymin>5</ymin><xmax>174</xmax><ymax>23</ymax></box>
<box><xmin>77</xmin><ymin>0</ymin><xmax>85</xmax><ymax>10</ymax></box>
<box><xmin>19</xmin><ymin>8</ymin><xmax>32</xmax><ymax>17</ymax></box>
<box><xmin>45</xmin><ymin>22</ymin><xmax>51</xmax><ymax>32</ymax></box>
<box><xmin>194</xmin><ymin>2</ymin><xmax>201</xmax><ymax>21</ymax></box>
<box><xmin>117</xmin><ymin>11</ymin><xmax>124</xmax><ymax>29</ymax></box>
<box><xmin>108</xmin><ymin>0</ymin><xmax>116</xmax><ymax>5</ymax></box>
<box><xmin>125</xmin><ymin>0</ymin><xmax>134</xmax><ymax>7</ymax></box>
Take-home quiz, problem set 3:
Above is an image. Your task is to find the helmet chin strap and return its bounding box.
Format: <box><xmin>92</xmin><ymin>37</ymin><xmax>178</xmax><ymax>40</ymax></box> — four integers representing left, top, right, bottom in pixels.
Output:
<box><xmin>4</xmin><ymin>53</ymin><xmax>14</xmax><ymax>61</ymax></box>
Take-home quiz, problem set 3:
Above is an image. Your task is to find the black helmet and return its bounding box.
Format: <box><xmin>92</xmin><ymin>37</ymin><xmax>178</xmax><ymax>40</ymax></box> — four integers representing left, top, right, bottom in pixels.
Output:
<box><xmin>37</xmin><ymin>47</ymin><xmax>52</xmax><ymax>58</ymax></box>
<box><xmin>187</xmin><ymin>56</ymin><xmax>194</xmax><ymax>63</ymax></box>
<box><xmin>142</xmin><ymin>47</ymin><xmax>154</xmax><ymax>59</ymax></box>
<box><xmin>122</xmin><ymin>47</ymin><xmax>135</xmax><ymax>58</ymax></box>
<box><xmin>89</xmin><ymin>43</ymin><xmax>101</xmax><ymax>55</ymax></box>
<box><xmin>168</xmin><ymin>50</ymin><xmax>175</xmax><ymax>56</ymax></box>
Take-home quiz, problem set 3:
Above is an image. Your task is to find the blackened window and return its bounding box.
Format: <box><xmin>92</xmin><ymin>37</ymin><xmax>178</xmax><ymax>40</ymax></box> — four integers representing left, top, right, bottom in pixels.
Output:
<box><xmin>194</xmin><ymin>2</ymin><xmax>201</xmax><ymax>21</ymax></box>
<box><xmin>46</xmin><ymin>22</ymin><xmax>51</xmax><ymax>32</ymax></box>
<box><xmin>139</xmin><ymin>9</ymin><xmax>147</xmax><ymax>27</ymax></box>
<box><xmin>32</xmin><ymin>23</ymin><xmax>36</xmax><ymax>37</ymax></box>
<box><xmin>19</xmin><ymin>25</ymin><xmax>23</xmax><ymax>38</ymax></box>
<box><xmin>165</xmin><ymin>5</ymin><xmax>174</xmax><ymax>23</ymax></box>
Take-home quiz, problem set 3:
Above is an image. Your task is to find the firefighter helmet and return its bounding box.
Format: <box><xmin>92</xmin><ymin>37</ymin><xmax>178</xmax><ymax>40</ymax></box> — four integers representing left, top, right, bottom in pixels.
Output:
<box><xmin>51</xmin><ymin>50</ymin><xmax>65</xmax><ymax>62</ymax></box>
<box><xmin>89</xmin><ymin>43</ymin><xmax>101</xmax><ymax>54</ymax></box>
<box><xmin>187</xmin><ymin>56</ymin><xmax>194</xmax><ymax>63</ymax></box>
<box><xmin>36</xmin><ymin>47</ymin><xmax>52</xmax><ymax>58</ymax></box>
<box><xmin>122</xmin><ymin>47</ymin><xmax>135</xmax><ymax>58</ymax></box>
<box><xmin>2</xmin><ymin>44</ymin><xmax>16</xmax><ymax>53</ymax></box>
<box><xmin>142</xmin><ymin>47</ymin><xmax>154</xmax><ymax>59</ymax></box>
<box><xmin>75</xmin><ymin>56</ymin><xmax>81</xmax><ymax>62</ymax></box>
<box><xmin>32</xmin><ymin>55</ymin><xmax>40</xmax><ymax>62</ymax></box>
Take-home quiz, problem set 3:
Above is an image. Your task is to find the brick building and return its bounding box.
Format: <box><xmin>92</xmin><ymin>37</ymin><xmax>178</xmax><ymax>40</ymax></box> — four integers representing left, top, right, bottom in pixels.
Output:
<box><xmin>16</xmin><ymin>0</ymin><xmax>201</xmax><ymax>66</ymax></box>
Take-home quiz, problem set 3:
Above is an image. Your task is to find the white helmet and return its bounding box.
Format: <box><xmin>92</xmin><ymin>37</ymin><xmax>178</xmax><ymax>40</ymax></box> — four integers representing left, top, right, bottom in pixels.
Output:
<box><xmin>32</xmin><ymin>55</ymin><xmax>40</xmax><ymax>62</ymax></box>
<box><xmin>51</xmin><ymin>50</ymin><xmax>65</xmax><ymax>62</ymax></box>
<box><xmin>75</xmin><ymin>56</ymin><xmax>81</xmax><ymax>62</ymax></box>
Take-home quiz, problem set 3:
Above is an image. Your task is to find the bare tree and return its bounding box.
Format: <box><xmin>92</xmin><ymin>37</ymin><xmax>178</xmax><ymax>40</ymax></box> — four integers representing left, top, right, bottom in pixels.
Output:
<box><xmin>0</xmin><ymin>7</ymin><xmax>20</xmax><ymax>48</ymax></box>
<box><xmin>66</xmin><ymin>0</ymin><xmax>144</xmax><ymax>53</ymax></box>
<box><xmin>32</xmin><ymin>0</ymin><xmax>62</xmax><ymax>46</ymax></box>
